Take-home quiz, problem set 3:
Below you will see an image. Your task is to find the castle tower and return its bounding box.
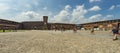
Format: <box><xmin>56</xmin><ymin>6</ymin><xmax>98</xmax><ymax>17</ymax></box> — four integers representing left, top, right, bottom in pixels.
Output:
<box><xmin>43</xmin><ymin>16</ymin><xmax>48</xmax><ymax>30</ymax></box>
<box><xmin>43</xmin><ymin>16</ymin><xmax>48</xmax><ymax>25</ymax></box>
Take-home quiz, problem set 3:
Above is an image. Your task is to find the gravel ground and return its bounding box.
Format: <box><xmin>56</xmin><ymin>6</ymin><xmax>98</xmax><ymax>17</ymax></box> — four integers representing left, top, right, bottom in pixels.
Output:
<box><xmin>0</xmin><ymin>30</ymin><xmax>120</xmax><ymax>53</ymax></box>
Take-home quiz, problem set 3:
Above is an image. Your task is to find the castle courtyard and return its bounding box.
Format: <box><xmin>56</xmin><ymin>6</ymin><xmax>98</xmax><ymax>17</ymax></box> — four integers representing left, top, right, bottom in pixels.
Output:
<box><xmin>0</xmin><ymin>30</ymin><xmax>120</xmax><ymax>53</ymax></box>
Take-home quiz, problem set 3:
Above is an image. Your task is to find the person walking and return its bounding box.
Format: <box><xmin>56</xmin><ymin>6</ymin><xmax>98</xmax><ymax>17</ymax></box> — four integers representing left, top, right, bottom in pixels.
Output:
<box><xmin>73</xmin><ymin>27</ymin><xmax>77</xmax><ymax>33</ymax></box>
<box><xmin>91</xmin><ymin>28</ymin><xmax>94</xmax><ymax>34</ymax></box>
<box><xmin>112</xmin><ymin>27</ymin><xmax>119</xmax><ymax>41</ymax></box>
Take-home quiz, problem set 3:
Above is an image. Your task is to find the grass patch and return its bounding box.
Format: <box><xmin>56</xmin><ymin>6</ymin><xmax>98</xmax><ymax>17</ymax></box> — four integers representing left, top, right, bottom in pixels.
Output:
<box><xmin>0</xmin><ymin>30</ymin><xmax>16</xmax><ymax>33</ymax></box>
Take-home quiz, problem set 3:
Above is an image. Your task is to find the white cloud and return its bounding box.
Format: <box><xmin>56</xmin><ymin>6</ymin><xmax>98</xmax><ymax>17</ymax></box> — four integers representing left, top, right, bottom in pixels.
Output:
<box><xmin>52</xmin><ymin>5</ymin><xmax>114</xmax><ymax>24</ymax></box>
<box><xmin>25</xmin><ymin>4</ymin><xmax>32</xmax><ymax>8</ymax></box>
<box><xmin>65</xmin><ymin>5</ymin><xmax>71</xmax><ymax>10</ymax></box>
<box><xmin>88</xmin><ymin>14</ymin><xmax>114</xmax><ymax>22</ymax></box>
<box><xmin>109</xmin><ymin>5</ymin><xmax>115</xmax><ymax>10</ymax></box>
<box><xmin>71</xmin><ymin>5</ymin><xmax>87</xmax><ymax>23</ymax></box>
<box><xmin>48</xmin><ymin>12</ymin><xmax>52</xmax><ymax>16</ymax></box>
<box><xmin>32</xmin><ymin>0</ymin><xmax>39</xmax><ymax>6</ymax></box>
<box><xmin>0</xmin><ymin>3</ymin><xmax>10</xmax><ymax>12</ymax></box>
<box><xmin>0</xmin><ymin>0</ymin><xmax>115</xmax><ymax>24</ymax></box>
<box><xmin>105</xmin><ymin>15</ymin><xmax>113</xmax><ymax>18</ymax></box>
<box><xmin>109</xmin><ymin>5</ymin><xmax>120</xmax><ymax>10</ymax></box>
<box><xmin>43</xmin><ymin>6</ymin><xmax>47</xmax><ymax>10</ymax></box>
<box><xmin>72</xmin><ymin>5</ymin><xmax>87</xmax><ymax>19</ymax></box>
<box><xmin>14</xmin><ymin>11</ymin><xmax>47</xmax><ymax>22</ymax></box>
<box><xmin>16</xmin><ymin>11</ymin><xmax>40</xmax><ymax>21</ymax></box>
<box><xmin>89</xmin><ymin>14</ymin><xmax>102</xmax><ymax>19</ymax></box>
<box><xmin>52</xmin><ymin>5</ymin><xmax>113</xmax><ymax>24</ymax></box>
<box><xmin>0</xmin><ymin>0</ymin><xmax>11</xmax><ymax>2</ymax></box>
<box><xmin>89</xmin><ymin>6</ymin><xmax>101</xmax><ymax>11</ymax></box>
<box><xmin>14</xmin><ymin>11</ymin><xmax>52</xmax><ymax>22</ymax></box>
<box><xmin>117</xmin><ymin>5</ymin><xmax>120</xmax><ymax>8</ymax></box>
<box><xmin>89</xmin><ymin>0</ymin><xmax>101</xmax><ymax>3</ymax></box>
<box><xmin>52</xmin><ymin>5</ymin><xmax>71</xmax><ymax>23</ymax></box>
<box><xmin>103</xmin><ymin>15</ymin><xmax>114</xmax><ymax>20</ymax></box>
<box><xmin>52</xmin><ymin>5</ymin><xmax>88</xmax><ymax>24</ymax></box>
<box><xmin>89</xmin><ymin>14</ymin><xmax>102</xmax><ymax>22</ymax></box>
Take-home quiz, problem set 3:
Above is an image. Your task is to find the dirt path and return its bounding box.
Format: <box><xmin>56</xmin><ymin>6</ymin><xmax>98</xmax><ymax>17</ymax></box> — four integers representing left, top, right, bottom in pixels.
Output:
<box><xmin>0</xmin><ymin>30</ymin><xmax>120</xmax><ymax>53</ymax></box>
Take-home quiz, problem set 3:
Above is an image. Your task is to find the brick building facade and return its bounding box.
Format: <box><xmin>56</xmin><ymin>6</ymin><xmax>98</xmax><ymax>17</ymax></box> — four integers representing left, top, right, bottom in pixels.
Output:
<box><xmin>21</xmin><ymin>16</ymin><xmax>75</xmax><ymax>30</ymax></box>
<box><xmin>0</xmin><ymin>19</ymin><xmax>21</xmax><ymax>30</ymax></box>
<box><xmin>0</xmin><ymin>16</ymin><xmax>119</xmax><ymax>30</ymax></box>
<box><xmin>78</xmin><ymin>19</ymin><xmax>120</xmax><ymax>30</ymax></box>
<box><xmin>21</xmin><ymin>21</ymin><xmax>44</xmax><ymax>30</ymax></box>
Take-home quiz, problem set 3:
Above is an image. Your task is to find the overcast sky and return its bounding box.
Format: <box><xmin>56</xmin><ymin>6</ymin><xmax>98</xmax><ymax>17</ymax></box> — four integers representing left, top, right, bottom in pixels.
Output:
<box><xmin>0</xmin><ymin>0</ymin><xmax>120</xmax><ymax>24</ymax></box>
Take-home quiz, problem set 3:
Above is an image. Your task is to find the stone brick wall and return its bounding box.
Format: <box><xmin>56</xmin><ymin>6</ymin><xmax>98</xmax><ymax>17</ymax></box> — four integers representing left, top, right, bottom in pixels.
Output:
<box><xmin>21</xmin><ymin>21</ymin><xmax>44</xmax><ymax>30</ymax></box>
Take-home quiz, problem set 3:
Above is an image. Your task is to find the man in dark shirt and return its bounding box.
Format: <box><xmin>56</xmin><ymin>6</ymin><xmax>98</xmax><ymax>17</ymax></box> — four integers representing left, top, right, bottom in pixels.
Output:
<box><xmin>112</xmin><ymin>27</ymin><xmax>119</xmax><ymax>41</ymax></box>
